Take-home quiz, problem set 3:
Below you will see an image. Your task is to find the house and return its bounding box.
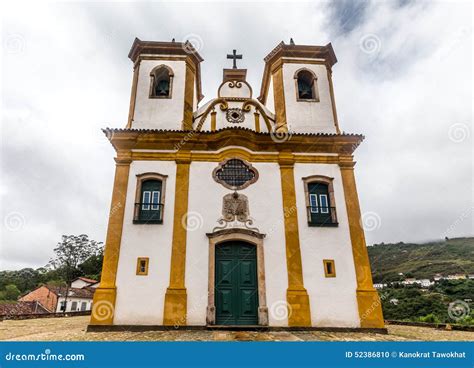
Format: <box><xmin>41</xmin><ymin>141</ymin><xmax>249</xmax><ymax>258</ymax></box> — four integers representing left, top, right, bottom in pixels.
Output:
<box><xmin>446</xmin><ymin>274</ymin><xmax>467</xmax><ymax>280</ymax></box>
<box><xmin>0</xmin><ymin>301</ymin><xmax>49</xmax><ymax>318</ymax></box>
<box><xmin>401</xmin><ymin>278</ymin><xmax>433</xmax><ymax>288</ymax></box>
<box><xmin>53</xmin><ymin>286</ymin><xmax>94</xmax><ymax>313</ymax></box>
<box><xmin>71</xmin><ymin>277</ymin><xmax>99</xmax><ymax>289</ymax></box>
<box><xmin>19</xmin><ymin>283</ymin><xmax>96</xmax><ymax>313</ymax></box>
<box><xmin>90</xmin><ymin>39</ymin><xmax>384</xmax><ymax>330</ymax></box>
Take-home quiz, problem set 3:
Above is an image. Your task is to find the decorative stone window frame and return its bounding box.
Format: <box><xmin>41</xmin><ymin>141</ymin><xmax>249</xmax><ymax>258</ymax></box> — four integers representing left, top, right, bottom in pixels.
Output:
<box><xmin>136</xmin><ymin>257</ymin><xmax>149</xmax><ymax>276</ymax></box>
<box><xmin>323</xmin><ymin>259</ymin><xmax>336</xmax><ymax>277</ymax></box>
<box><xmin>205</xmin><ymin>228</ymin><xmax>269</xmax><ymax>326</ymax></box>
<box><xmin>294</xmin><ymin>68</ymin><xmax>320</xmax><ymax>102</ymax></box>
<box><xmin>212</xmin><ymin>158</ymin><xmax>259</xmax><ymax>191</ymax></box>
<box><xmin>133</xmin><ymin>172</ymin><xmax>168</xmax><ymax>224</ymax></box>
<box><xmin>302</xmin><ymin>175</ymin><xmax>337</xmax><ymax>225</ymax></box>
<box><xmin>149</xmin><ymin>64</ymin><xmax>174</xmax><ymax>99</ymax></box>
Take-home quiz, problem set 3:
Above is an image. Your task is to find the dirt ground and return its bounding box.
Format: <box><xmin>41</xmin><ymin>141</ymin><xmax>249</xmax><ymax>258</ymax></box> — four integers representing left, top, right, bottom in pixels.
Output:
<box><xmin>1</xmin><ymin>316</ymin><xmax>473</xmax><ymax>341</ymax></box>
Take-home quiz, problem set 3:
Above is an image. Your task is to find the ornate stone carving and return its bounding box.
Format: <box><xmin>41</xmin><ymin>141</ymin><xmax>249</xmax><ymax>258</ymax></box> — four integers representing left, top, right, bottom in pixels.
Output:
<box><xmin>212</xmin><ymin>192</ymin><xmax>259</xmax><ymax>232</ymax></box>
<box><xmin>226</xmin><ymin>108</ymin><xmax>245</xmax><ymax>124</ymax></box>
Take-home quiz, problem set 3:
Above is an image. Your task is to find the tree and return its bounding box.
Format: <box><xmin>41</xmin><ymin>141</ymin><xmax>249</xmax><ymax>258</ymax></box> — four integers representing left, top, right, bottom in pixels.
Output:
<box><xmin>48</xmin><ymin>234</ymin><xmax>103</xmax><ymax>311</ymax></box>
<box><xmin>4</xmin><ymin>284</ymin><xmax>21</xmax><ymax>301</ymax></box>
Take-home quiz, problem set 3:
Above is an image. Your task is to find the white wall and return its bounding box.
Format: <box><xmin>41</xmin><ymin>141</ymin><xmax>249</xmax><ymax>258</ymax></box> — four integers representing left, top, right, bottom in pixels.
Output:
<box><xmin>294</xmin><ymin>163</ymin><xmax>360</xmax><ymax>327</ymax></box>
<box><xmin>71</xmin><ymin>279</ymin><xmax>90</xmax><ymax>289</ymax></box>
<box><xmin>282</xmin><ymin>63</ymin><xmax>336</xmax><ymax>134</ymax></box>
<box><xmin>114</xmin><ymin>160</ymin><xmax>177</xmax><ymax>325</ymax></box>
<box><xmin>112</xmin><ymin>157</ymin><xmax>360</xmax><ymax>327</ymax></box>
<box><xmin>56</xmin><ymin>297</ymin><xmax>92</xmax><ymax>313</ymax></box>
<box><xmin>185</xmin><ymin>161</ymin><xmax>289</xmax><ymax>326</ymax></box>
<box><xmin>132</xmin><ymin>60</ymin><xmax>186</xmax><ymax>130</ymax></box>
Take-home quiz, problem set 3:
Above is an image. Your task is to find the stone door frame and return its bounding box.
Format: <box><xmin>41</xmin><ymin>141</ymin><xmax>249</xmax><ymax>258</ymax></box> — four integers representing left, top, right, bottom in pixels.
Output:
<box><xmin>206</xmin><ymin>228</ymin><xmax>268</xmax><ymax>326</ymax></box>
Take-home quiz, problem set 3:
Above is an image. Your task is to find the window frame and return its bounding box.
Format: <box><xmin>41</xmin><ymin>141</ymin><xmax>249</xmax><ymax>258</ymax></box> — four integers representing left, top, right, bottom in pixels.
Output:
<box><xmin>302</xmin><ymin>175</ymin><xmax>338</xmax><ymax>227</ymax></box>
<box><xmin>294</xmin><ymin>68</ymin><xmax>320</xmax><ymax>102</ymax></box>
<box><xmin>323</xmin><ymin>259</ymin><xmax>336</xmax><ymax>278</ymax></box>
<box><xmin>136</xmin><ymin>257</ymin><xmax>149</xmax><ymax>276</ymax></box>
<box><xmin>149</xmin><ymin>64</ymin><xmax>174</xmax><ymax>99</ymax></box>
<box><xmin>212</xmin><ymin>157</ymin><xmax>259</xmax><ymax>190</ymax></box>
<box><xmin>133</xmin><ymin>173</ymin><xmax>168</xmax><ymax>224</ymax></box>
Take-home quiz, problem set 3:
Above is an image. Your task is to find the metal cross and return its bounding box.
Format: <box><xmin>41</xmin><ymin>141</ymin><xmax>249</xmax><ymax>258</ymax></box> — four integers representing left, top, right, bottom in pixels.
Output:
<box><xmin>226</xmin><ymin>49</ymin><xmax>242</xmax><ymax>69</ymax></box>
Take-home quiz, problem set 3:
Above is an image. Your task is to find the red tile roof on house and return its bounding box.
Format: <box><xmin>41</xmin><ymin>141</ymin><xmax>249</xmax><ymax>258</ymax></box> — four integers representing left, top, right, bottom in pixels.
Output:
<box><xmin>0</xmin><ymin>301</ymin><xmax>49</xmax><ymax>316</ymax></box>
<box><xmin>74</xmin><ymin>277</ymin><xmax>98</xmax><ymax>284</ymax></box>
<box><xmin>45</xmin><ymin>286</ymin><xmax>95</xmax><ymax>299</ymax></box>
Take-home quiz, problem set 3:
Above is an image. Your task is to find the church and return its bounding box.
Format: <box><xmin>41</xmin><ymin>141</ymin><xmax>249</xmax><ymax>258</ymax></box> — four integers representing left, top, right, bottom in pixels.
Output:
<box><xmin>89</xmin><ymin>38</ymin><xmax>385</xmax><ymax>330</ymax></box>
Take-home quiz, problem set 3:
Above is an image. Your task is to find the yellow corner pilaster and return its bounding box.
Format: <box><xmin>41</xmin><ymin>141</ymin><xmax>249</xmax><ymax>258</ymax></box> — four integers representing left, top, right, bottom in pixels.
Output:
<box><xmin>163</xmin><ymin>152</ymin><xmax>191</xmax><ymax>326</ymax></box>
<box><xmin>339</xmin><ymin>156</ymin><xmax>385</xmax><ymax>328</ymax></box>
<box><xmin>278</xmin><ymin>153</ymin><xmax>311</xmax><ymax>327</ymax></box>
<box><xmin>272</xmin><ymin>66</ymin><xmax>288</xmax><ymax>133</ymax></box>
<box><xmin>182</xmin><ymin>62</ymin><xmax>195</xmax><ymax>130</ymax></box>
<box><xmin>90</xmin><ymin>154</ymin><xmax>131</xmax><ymax>325</ymax></box>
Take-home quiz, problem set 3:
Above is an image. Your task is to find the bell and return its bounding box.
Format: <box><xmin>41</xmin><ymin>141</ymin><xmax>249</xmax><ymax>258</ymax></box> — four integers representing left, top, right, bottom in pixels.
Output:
<box><xmin>156</xmin><ymin>79</ymin><xmax>170</xmax><ymax>96</ymax></box>
<box><xmin>298</xmin><ymin>81</ymin><xmax>313</xmax><ymax>99</ymax></box>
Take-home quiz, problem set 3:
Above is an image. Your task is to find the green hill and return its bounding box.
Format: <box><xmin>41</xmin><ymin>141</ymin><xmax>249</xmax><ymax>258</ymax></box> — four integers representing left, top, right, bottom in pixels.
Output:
<box><xmin>368</xmin><ymin>237</ymin><xmax>474</xmax><ymax>283</ymax></box>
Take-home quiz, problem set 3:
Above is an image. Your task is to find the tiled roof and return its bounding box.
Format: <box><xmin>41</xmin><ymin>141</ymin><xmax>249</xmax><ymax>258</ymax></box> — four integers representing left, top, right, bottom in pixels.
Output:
<box><xmin>103</xmin><ymin>126</ymin><xmax>364</xmax><ymax>139</ymax></box>
<box><xmin>45</xmin><ymin>286</ymin><xmax>94</xmax><ymax>299</ymax></box>
<box><xmin>74</xmin><ymin>277</ymin><xmax>98</xmax><ymax>284</ymax></box>
<box><xmin>0</xmin><ymin>301</ymin><xmax>49</xmax><ymax>316</ymax></box>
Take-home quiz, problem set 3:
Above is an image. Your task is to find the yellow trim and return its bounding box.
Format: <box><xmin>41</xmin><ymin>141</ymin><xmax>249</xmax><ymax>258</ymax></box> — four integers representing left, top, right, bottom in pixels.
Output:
<box><xmin>210</xmin><ymin>111</ymin><xmax>217</xmax><ymax>131</ymax></box>
<box><xmin>327</xmin><ymin>67</ymin><xmax>341</xmax><ymax>134</ymax></box>
<box><xmin>130</xmin><ymin>149</ymin><xmax>340</xmax><ymax>164</ymax></box>
<box><xmin>339</xmin><ymin>156</ymin><xmax>384</xmax><ymax>328</ymax></box>
<box><xmin>136</xmin><ymin>257</ymin><xmax>149</xmax><ymax>276</ymax></box>
<box><xmin>254</xmin><ymin>112</ymin><xmax>260</xmax><ymax>133</ymax></box>
<box><xmin>126</xmin><ymin>62</ymin><xmax>140</xmax><ymax>128</ymax></box>
<box><xmin>90</xmin><ymin>156</ymin><xmax>131</xmax><ymax>325</ymax></box>
<box><xmin>106</xmin><ymin>128</ymin><xmax>363</xmax><ymax>155</ymax></box>
<box><xmin>278</xmin><ymin>152</ymin><xmax>311</xmax><ymax>326</ymax></box>
<box><xmin>182</xmin><ymin>63</ymin><xmax>195</xmax><ymax>130</ymax></box>
<box><xmin>272</xmin><ymin>67</ymin><xmax>288</xmax><ymax>132</ymax></box>
<box><xmin>323</xmin><ymin>259</ymin><xmax>336</xmax><ymax>278</ymax></box>
<box><xmin>163</xmin><ymin>152</ymin><xmax>191</xmax><ymax>326</ymax></box>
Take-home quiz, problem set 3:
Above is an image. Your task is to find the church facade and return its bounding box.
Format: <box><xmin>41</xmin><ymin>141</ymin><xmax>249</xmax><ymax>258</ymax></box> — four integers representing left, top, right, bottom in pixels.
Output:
<box><xmin>90</xmin><ymin>38</ymin><xmax>385</xmax><ymax>329</ymax></box>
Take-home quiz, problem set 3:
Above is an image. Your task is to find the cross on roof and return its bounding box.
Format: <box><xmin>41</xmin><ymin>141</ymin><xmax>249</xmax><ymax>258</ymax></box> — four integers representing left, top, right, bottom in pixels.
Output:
<box><xmin>227</xmin><ymin>49</ymin><xmax>242</xmax><ymax>69</ymax></box>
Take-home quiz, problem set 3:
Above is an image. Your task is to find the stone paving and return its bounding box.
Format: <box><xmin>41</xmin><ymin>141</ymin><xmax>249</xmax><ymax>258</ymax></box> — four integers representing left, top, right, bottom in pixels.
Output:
<box><xmin>1</xmin><ymin>316</ymin><xmax>473</xmax><ymax>341</ymax></box>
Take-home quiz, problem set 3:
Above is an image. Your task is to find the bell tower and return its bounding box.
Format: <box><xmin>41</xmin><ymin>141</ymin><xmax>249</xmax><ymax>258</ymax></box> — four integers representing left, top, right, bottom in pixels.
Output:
<box><xmin>126</xmin><ymin>38</ymin><xmax>204</xmax><ymax>130</ymax></box>
<box><xmin>259</xmin><ymin>41</ymin><xmax>340</xmax><ymax>134</ymax></box>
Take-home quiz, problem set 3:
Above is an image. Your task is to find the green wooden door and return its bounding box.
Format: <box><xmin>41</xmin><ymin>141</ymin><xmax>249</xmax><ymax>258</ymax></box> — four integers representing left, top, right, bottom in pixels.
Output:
<box><xmin>215</xmin><ymin>241</ymin><xmax>259</xmax><ymax>325</ymax></box>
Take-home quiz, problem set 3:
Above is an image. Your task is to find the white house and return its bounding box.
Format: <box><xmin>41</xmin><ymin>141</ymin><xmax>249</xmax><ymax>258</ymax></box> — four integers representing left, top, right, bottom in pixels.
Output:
<box><xmin>90</xmin><ymin>39</ymin><xmax>384</xmax><ymax>331</ymax></box>
<box><xmin>71</xmin><ymin>277</ymin><xmax>99</xmax><ymax>289</ymax></box>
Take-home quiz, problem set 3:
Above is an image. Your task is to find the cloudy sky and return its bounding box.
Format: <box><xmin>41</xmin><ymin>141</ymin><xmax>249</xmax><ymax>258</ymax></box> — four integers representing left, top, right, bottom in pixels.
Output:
<box><xmin>1</xmin><ymin>0</ymin><xmax>472</xmax><ymax>270</ymax></box>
